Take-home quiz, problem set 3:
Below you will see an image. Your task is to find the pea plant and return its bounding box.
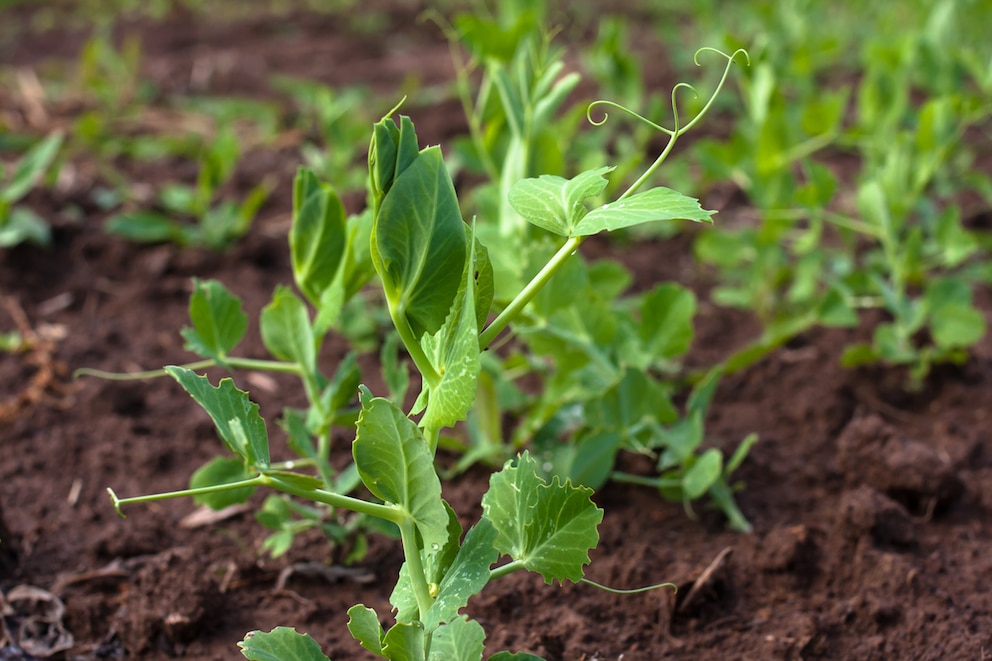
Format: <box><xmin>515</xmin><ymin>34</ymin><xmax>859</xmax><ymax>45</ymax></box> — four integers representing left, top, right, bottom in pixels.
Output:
<box><xmin>100</xmin><ymin>42</ymin><xmax>745</xmax><ymax>657</ymax></box>
<box><xmin>440</xmin><ymin>8</ymin><xmax>755</xmax><ymax>527</ymax></box>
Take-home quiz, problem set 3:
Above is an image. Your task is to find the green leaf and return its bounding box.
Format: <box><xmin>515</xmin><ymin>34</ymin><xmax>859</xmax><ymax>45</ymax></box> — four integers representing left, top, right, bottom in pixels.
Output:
<box><xmin>1</xmin><ymin>130</ymin><xmax>63</xmax><ymax>204</ymax></box>
<box><xmin>180</xmin><ymin>279</ymin><xmax>248</xmax><ymax>363</ymax></box>
<box><xmin>354</xmin><ymin>396</ymin><xmax>449</xmax><ymax>552</ymax></box>
<box><xmin>929</xmin><ymin>302</ymin><xmax>986</xmax><ymax>349</ymax></box>
<box><xmin>574</xmin><ymin>187</ymin><xmax>714</xmax><ymax>235</ymax></box>
<box><xmin>291</xmin><ymin>169</ymin><xmax>347</xmax><ymax>306</ymax></box>
<box><xmin>551</xmin><ymin>431</ymin><xmax>622</xmax><ymax>491</ymax></box>
<box><xmin>238</xmin><ymin>627</ymin><xmax>330</xmax><ymax>661</ymax></box>
<box><xmin>347</xmin><ymin>604</ymin><xmax>384</xmax><ymax>657</ymax></box>
<box><xmin>507</xmin><ymin>167</ymin><xmax>614</xmax><ymax>236</ymax></box>
<box><xmin>481</xmin><ymin>452</ymin><xmax>602</xmax><ymax>584</ymax></box>
<box><xmin>373</xmin><ymin>147</ymin><xmax>468</xmax><ymax>339</ymax></box>
<box><xmin>166</xmin><ymin>367</ymin><xmax>269</xmax><ymax>469</ymax></box>
<box><xmin>0</xmin><ymin>207</ymin><xmax>50</xmax><ymax>247</ymax></box>
<box><xmin>105</xmin><ymin>210</ymin><xmax>182</xmax><ymax>244</ymax></box>
<box><xmin>189</xmin><ymin>456</ymin><xmax>256</xmax><ymax>509</ymax></box>
<box><xmin>587</xmin><ymin>368</ymin><xmax>679</xmax><ymax>440</ymax></box>
<box><xmin>639</xmin><ymin>284</ymin><xmax>696</xmax><ymax>361</ymax></box>
<box><xmin>420</xmin><ymin>227</ymin><xmax>482</xmax><ymax>430</ymax></box>
<box><xmin>382</xmin><ymin>622</ymin><xmax>425</xmax><ymax>661</ymax></box>
<box><xmin>423</xmin><ymin>518</ymin><xmax>499</xmax><ymax>631</ymax></box>
<box><xmin>428</xmin><ymin>617</ymin><xmax>485</xmax><ymax>661</ymax></box>
<box><xmin>682</xmin><ymin>448</ymin><xmax>723</xmax><ymax>500</ymax></box>
<box><xmin>261</xmin><ymin>286</ymin><xmax>316</xmax><ymax>373</ymax></box>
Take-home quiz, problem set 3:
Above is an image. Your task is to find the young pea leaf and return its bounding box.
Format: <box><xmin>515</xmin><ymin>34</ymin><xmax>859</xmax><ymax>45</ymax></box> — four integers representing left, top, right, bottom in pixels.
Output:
<box><xmin>354</xmin><ymin>396</ymin><xmax>449</xmax><ymax>553</ymax></box>
<box><xmin>682</xmin><ymin>448</ymin><xmax>723</xmax><ymax>500</ymax></box>
<box><xmin>419</xmin><ymin>230</ymin><xmax>482</xmax><ymax>430</ymax></box>
<box><xmin>166</xmin><ymin>366</ymin><xmax>269</xmax><ymax>469</ymax></box>
<box><xmin>238</xmin><ymin>627</ymin><xmax>330</xmax><ymax>661</ymax></box>
<box><xmin>1</xmin><ymin>130</ymin><xmax>63</xmax><ymax>204</ymax></box>
<box><xmin>260</xmin><ymin>286</ymin><xmax>316</xmax><ymax>374</ymax></box>
<box><xmin>547</xmin><ymin>431</ymin><xmax>622</xmax><ymax>491</ymax></box>
<box><xmin>586</xmin><ymin>368</ymin><xmax>680</xmax><ymax>439</ymax></box>
<box><xmin>290</xmin><ymin>169</ymin><xmax>347</xmax><ymax>307</ymax></box>
<box><xmin>347</xmin><ymin>604</ymin><xmax>385</xmax><ymax>657</ymax></box>
<box><xmin>507</xmin><ymin>166</ymin><xmax>614</xmax><ymax>236</ymax></box>
<box><xmin>639</xmin><ymin>283</ymin><xmax>696</xmax><ymax>361</ymax></box>
<box><xmin>373</xmin><ymin>146</ymin><xmax>468</xmax><ymax>339</ymax></box>
<box><xmin>382</xmin><ymin>622</ymin><xmax>425</xmax><ymax>661</ymax></box>
<box><xmin>422</xmin><ymin>517</ymin><xmax>499</xmax><ymax>631</ymax></box>
<box><xmin>481</xmin><ymin>452</ymin><xmax>602</xmax><ymax>584</ymax></box>
<box><xmin>180</xmin><ymin>279</ymin><xmax>247</xmax><ymax>364</ymax></box>
<box><xmin>929</xmin><ymin>303</ymin><xmax>986</xmax><ymax>349</ymax></box>
<box><xmin>573</xmin><ymin>187</ymin><xmax>713</xmax><ymax>235</ymax></box>
<box><xmin>428</xmin><ymin>616</ymin><xmax>485</xmax><ymax>661</ymax></box>
<box><xmin>189</xmin><ymin>456</ymin><xmax>256</xmax><ymax>509</ymax></box>
<box><xmin>104</xmin><ymin>210</ymin><xmax>184</xmax><ymax>245</ymax></box>
<box><xmin>370</xmin><ymin>114</ymin><xmax>419</xmax><ymax>203</ymax></box>
<box><xmin>0</xmin><ymin>208</ymin><xmax>50</xmax><ymax>247</ymax></box>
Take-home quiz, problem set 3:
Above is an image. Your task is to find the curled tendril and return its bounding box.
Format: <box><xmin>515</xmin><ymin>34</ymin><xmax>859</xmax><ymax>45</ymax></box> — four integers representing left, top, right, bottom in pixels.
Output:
<box><xmin>585</xmin><ymin>47</ymin><xmax>749</xmax><ymax>138</ymax></box>
<box><xmin>585</xmin><ymin>100</ymin><xmax>667</xmax><ymax>132</ymax></box>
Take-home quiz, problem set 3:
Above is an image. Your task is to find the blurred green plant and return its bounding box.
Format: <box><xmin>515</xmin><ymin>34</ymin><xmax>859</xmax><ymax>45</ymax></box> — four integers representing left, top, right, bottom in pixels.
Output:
<box><xmin>0</xmin><ymin>131</ymin><xmax>64</xmax><ymax>247</ymax></box>
<box><xmin>105</xmin><ymin>125</ymin><xmax>272</xmax><ymax>249</ymax></box>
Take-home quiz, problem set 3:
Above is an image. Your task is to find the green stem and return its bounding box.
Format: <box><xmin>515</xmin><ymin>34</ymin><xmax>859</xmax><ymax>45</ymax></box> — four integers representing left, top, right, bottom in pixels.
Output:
<box><xmin>399</xmin><ymin>517</ymin><xmax>435</xmax><ymax>618</ymax></box>
<box><xmin>389</xmin><ymin>300</ymin><xmax>441</xmax><ymax>389</ymax></box>
<box><xmin>423</xmin><ymin>426</ymin><xmax>440</xmax><ymax>456</ymax></box>
<box><xmin>108</xmin><ymin>474</ymin><xmax>400</xmax><ymax>524</ymax></box>
<box><xmin>479</xmin><ymin>235</ymin><xmax>583</xmax><ymax>349</ymax></box>
<box><xmin>488</xmin><ymin>559</ymin><xmax>525</xmax><ymax>582</ymax></box>
<box><xmin>264</xmin><ymin>474</ymin><xmax>400</xmax><ymax>522</ymax></box>
<box><xmin>75</xmin><ymin>356</ymin><xmax>303</xmax><ymax>381</ymax></box>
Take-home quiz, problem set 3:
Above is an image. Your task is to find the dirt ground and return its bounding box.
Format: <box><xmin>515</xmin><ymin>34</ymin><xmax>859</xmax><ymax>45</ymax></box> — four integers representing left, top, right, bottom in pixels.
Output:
<box><xmin>2</xmin><ymin>5</ymin><xmax>991</xmax><ymax>660</ymax></box>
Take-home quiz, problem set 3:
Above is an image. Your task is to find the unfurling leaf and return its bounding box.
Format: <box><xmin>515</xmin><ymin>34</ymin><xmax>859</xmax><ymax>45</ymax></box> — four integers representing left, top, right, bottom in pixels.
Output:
<box><xmin>290</xmin><ymin>168</ymin><xmax>347</xmax><ymax>306</ymax></box>
<box><xmin>371</xmin><ymin>116</ymin><xmax>467</xmax><ymax>339</ymax></box>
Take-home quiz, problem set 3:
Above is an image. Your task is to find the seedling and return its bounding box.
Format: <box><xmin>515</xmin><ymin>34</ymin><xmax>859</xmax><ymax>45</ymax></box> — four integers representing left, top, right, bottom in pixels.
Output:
<box><xmin>98</xmin><ymin>37</ymin><xmax>747</xmax><ymax>655</ymax></box>
<box><xmin>0</xmin><ymin>130</ymin><xmax>64</xmax><ymax>247</ymax></box>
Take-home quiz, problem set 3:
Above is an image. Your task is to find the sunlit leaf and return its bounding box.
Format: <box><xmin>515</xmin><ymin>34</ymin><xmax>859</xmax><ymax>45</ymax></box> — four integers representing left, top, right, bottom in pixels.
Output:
<box><xmin>428</xmin><ymin>616</ymin><xmax>485</xmax><ymax>661</ymax></box>
<box><xmin>481</xmin><ymin>452</ymin><xmax>602</xmax><ymax>584</ymax></box>
<box><xmin>238</xmin><ymin>627</ymin><xmax>330</xmax><ymax>661</ymax></box>
<box><xmin>574</xmin><ymin>187</ymin><xmax>713</xmax><ymax>235</ymax></box>
<box><xmin>507</xmin><ymin>167</ymin><xmax>613</xmax><ymax>236</ymax></box>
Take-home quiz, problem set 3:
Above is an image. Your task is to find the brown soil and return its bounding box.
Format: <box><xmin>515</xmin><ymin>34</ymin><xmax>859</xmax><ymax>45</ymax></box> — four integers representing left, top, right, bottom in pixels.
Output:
<box><xmin>2</xmin><ymin>5</ymin><xmax>991</xmax><ymax>661</ymax></box>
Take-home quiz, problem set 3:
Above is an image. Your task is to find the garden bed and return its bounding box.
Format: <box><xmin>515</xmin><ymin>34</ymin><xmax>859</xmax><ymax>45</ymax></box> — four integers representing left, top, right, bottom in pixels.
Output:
<box><xmin>2</xmin><ymin>4</ymin><xmax>991</xmax><ymax>660</ymax></box>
